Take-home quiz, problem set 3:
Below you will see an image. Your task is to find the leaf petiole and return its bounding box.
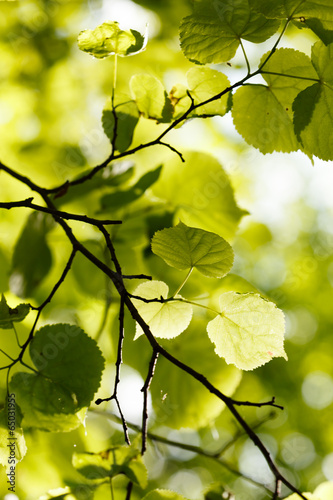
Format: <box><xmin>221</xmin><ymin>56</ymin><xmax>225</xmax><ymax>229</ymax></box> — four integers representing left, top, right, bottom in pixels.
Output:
<box><xmin>171</xmin><ymin>268</ymin><xmax>193</xmax><ymax>297</ymax></box>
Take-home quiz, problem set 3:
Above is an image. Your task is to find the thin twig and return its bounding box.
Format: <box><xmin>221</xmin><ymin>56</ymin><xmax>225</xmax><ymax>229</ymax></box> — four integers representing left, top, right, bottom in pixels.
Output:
<box><xmin>141</xmin><ymin>350</ymin><xmax>159</xmax><ymax>455</ymax></box>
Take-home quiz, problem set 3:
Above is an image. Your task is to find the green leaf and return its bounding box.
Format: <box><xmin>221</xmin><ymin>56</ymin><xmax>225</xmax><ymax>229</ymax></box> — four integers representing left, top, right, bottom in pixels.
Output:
<box><xmin>30</xmin><ymin>324</ymin><xmax>105</xmax><ymax>409</ymax></box>
<box><xmin>171</xmin><ymin>67</ymin><xmax>231</xmax><ymax>119</ymax></box>
<box><xmin>130</xmin><ymin>74</ymin><xmax>173</xmax><ymax>122</ymax></box>
<box><xmin>10</xmin><ymin>212</ymin><xmax>53</xmax><ymax>298</ymax></box>
<box><xmin>132</xmin><ymin>280</ymin><xmax>193</xmax><ymax>339</ymax></box>
<box><xmin>0</xmin><ymin>294</ymin><xmax>30</xmax><ymax>329</ymax></box>
<box><xmin>102</xmin><ymin>94</ymin><xmax>139</xmax><ymax>152</ymax></box>
<box><xmin>100</xmin><ymin>165</ymin><xmax>162</xmax><ymax>209</ymax></box>
<box><xmin>150</xmin><ymin>318</ymin><xmax>242</xmax><ymax>429</ymax></box>
<box><xmin>293</xmin><ymin>41</ymin><xmax>333</xmax><ymax>160</ymax></box>
<box><xmin>207</xmin><ymin>292</ymin><xmax>287</xmax><ymax>370</ymax></box>
<box><xmin>151</xmin><ymin>222</ymin><xmax>234</xmax><ymax>278</ymax></box>
<box><xmin>180</xmin><ymin>0</ymin><xmax>280</xmax><ymax>64</ymax></box>
<box><xmin>0</xmin><ymin>409</ymin><xmax>27</xmax><ymax>465</ymax></box>
<box><xmin>73</xmin><ymin>445</ymin><xmax>148</xmax><ymax>488</ymax></box>
<box><xmin>142</xmin><ymin>491</ymin><xmax>188</xmax><ymax>500</ymax></box>
<box><xmin>314</xmin><ymin>482</ymin><xmax>333</xmax><ymax>500</ymax></box>
<box><xmin>77</xmin><ymin>21</ymin><xmax>145</xmax><ymax>58</ymax></box>
<box><xmin>10</xmin><ymin>373</ymin><xmax>87</xmax><ymax>432</ymax></box>
<box><xmin>152</xmin><ymin>152</ymin><xmax>247</xmax><ymax>240</ymax></box>
<box><xmin>232</xmin><ymin>48</ymin><xmax>318</xmax><ymax>154</ymax></box>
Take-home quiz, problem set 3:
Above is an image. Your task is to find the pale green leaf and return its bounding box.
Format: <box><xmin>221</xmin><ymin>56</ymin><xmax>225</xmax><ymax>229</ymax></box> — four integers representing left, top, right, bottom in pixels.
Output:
<box><xmin>207</xmin><ymin>292</ymin><xmax>287</xmax><ymax>370</ymax></box>
<box><xmin>152</xmin><ymin>152</ymin><xmax>247</xmax><ymax>240</ymax></box>
<box><xmin>77</xmin><ymin>21</ymin><xmax>145</xmax><ymax>58</ymax></box>
<box><xmin>283</xmin><ymin>494</ymin><xmax>315</xmax><ymax>500</ymax></box>
<box><xmin>132</xmin><ymin>280</ymin><xmax>193</xmax><ymax>340</ymax></box>
<box><xmin>232</xmin><ymin>48</ymin><xmax>318</xmax><ymax>154</ymax></box>
<box><xmin>142</xmin><ymin>489</ymin><xmax>188</xmax><ymax>500</ymax></box>
<box><xmin>314</xmin><ymin>481</ymin><xmax>333</xmax><ymax>499</ymax></box>
<box><xmin>10</xmin><ymin>212</ymin><xmax>53</xmax><ymax>298</ymax></box>
<box><xmin>0</xmin><ymin>294</ymin><xmax>30</xmax><ymax>329</ymax></box>
<box><xmin>29</xmin><ymin>324</ymin><xmax>105</xmax><ymax>408</ymax></box>
<box><xmin>151</xmin><ymin>222</ymin><xmax>234</xmax><ymax>278</ymax></box>
<box><xmin>293</xmin><ymin>42</ymin><xmax>333</xmax><ymax>160</ymax></box>
<box><xmin>180</xmin><ymin>0</ymin><xmax>280</xmax><ymax>64</ymax></box>
<box><xmin>102</xmin><ymin>94</ymin><xmax>139</xmax><ymax>152</ymax></box>
<box><xmin>151</xmin><ymin>318</ymin><xmax>242</xmax><ymax>428</ymax></box>
<box><xmin>10</xmin><ymin>373</ymin><xmax>87</xmax><ymax>432</ymax></box>
<box><xmin>171</xmin><ymin>67</ymin><xmax>231</xmax><ymax>119</ymax></box>
<box><xmin>130</xmin><ymin>74</ymin><xmax>172</xmax><ymax>122</ymax></box>
<box><xmin>0</xmin><ymin>409</ymin><xmax>26</xmax><ymax>465</ymax></box>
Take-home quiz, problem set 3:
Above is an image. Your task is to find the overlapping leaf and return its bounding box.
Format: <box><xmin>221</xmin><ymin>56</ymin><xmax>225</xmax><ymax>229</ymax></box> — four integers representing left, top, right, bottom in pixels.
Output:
<box><xmin>151</xmin><ymin>222</ymin><xmax>234</xmax><ymax>278</ymax></box>
<box><xmin>78</xmin><ymin>21</ymin><xmax>145</xmax><ymax>58</ymax></box>
<box><xmin>100</xmin><ymin>166</ymin><xmax>162</xmax><ymax>209</ymax></box>
<box><xmin>293</xmin><ymin>41</ymin><xmax>333</xmax><ymax>160</ymax></box>
<box><xmin>11</xmin><ymin>324</ymin><xmax>104</xmax><ymax>431</ymax></box>
<box><xmin>73</xmin><ymin>445</ymin><xmax>147</xmax><ymax>488</ymax></box>
<box><xmin>232</xmin><ymin>48</ymin><xmax>318</xmax><ymax>154</ymax></box>
<box><xmin>130</xmin><ymin>74</ymin><xmax>173</xmax><ymax>122</ymax></box>
<box><xmin>102</xmin><ymin>94</ymin><xmax>139</xmax><ymax>152</ymax></box>
<box><xmin>132</xmin><ymin>281</ymin><xmax>193</xmax><ymax>339</ymax></box>
<box><xmin>0</xmin><ymin>294</ymin><xmax>30</xmax><ymax>329</ymax></box>
<box><xmin>180</xmin><ymin>0</ymin><xmax>280</xmax><ymax>64</ymax></box>
<box><xmin>152</xmin><ymin>152</ymin><xmax>247</xmax><ymax>240</ymax></box>
<box><xmin>207</xmin><ymin>292</ymin><xmax>287</xmax><ymax>370</ymax></box>
<box><xmin>10</xmin><ymin>212</ymin><xmax>53</xmax><ymax>298</ymax></box>
<box><xmin>171</xmin><ymin>67</ymin><xmax>231</xmax><ymax>119</ymax></box>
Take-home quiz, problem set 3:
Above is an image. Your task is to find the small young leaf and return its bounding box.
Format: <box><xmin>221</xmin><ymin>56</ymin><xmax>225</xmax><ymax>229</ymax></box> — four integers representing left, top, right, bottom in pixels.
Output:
<box><xmin>142</xmin><ymin>489</ymin><xmax>188</xmax><ymax>500</ymax></box>
<box><xmin>207</xmin><ymin>292</ymin><xmax>287</xmax><ymax>370</ymax></box>
<box><xmin>132</xmin><ymin>280</ymin><xmax>193</xmax><ymax>339</ymax></box>
<box><xmin>171</xmin><ymin>68</ymin><xmax>231</xmax><ymax>119</ymax></box>
<box><xmin>100</xmin><ymin>165</ymin><xmax>162</xmax><ymax>209</ymax></box>
<box><xmin>77</xmin><ymin>21</ymin><xmax>145</xmax><ymax>58</ymax></box>
<box><xmin>152</xmin><ymin>222</ymin><xmax>234</xmax><ymax>278</ymax></box>
<box><xmin>130</xmin><ymin>74</ymin><xmax>173</xmax><ymax>122</ymax></box>
<box><xmin>29</xmin><ymin>324</ymin><xmax>105</xmax><ymax>409</ymax></box>
<box><xmin>10</xmin><ymin>212</ymin><xmax>53</xmax><ymax>298</ymax></box>
<box><xmin>180</xmin><ymin>0</ymin><xmax>280</xmax><ymax>64</ymax></box>
<box><xmin>102</xmin><ymin>94</ymin><xmax>139</xmax><ymax>152</ymax></box>
<box><xmin>0</xmin><ymin>294</ymin><xmax>30</xmax><ymax>329</ymax></box>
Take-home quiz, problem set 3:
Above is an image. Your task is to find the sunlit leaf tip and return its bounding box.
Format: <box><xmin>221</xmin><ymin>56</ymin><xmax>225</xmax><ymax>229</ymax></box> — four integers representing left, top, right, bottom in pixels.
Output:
<box><xmin>207</xmin><ymin>292</ymin><xmax>287</xmax><ymax>370</ymax></box>
<box><xmin>77</xmin><ymin>21</ymin><xmax>146</xmax><ymax>59</ymax></box>
<box><xmin>0</xmin><ymin>293</ymin><xmax>30</xmax><ymax>329</ymax></box>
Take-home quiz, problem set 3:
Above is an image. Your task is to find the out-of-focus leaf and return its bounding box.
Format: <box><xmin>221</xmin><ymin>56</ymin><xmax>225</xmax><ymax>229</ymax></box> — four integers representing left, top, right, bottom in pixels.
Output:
<box><xmin>0</xmin><ymin>294</ymin><xmax>30</xmax><ymax>329</ymax></box>
<box><xmin>102</xmin><ymin>94</ymin><xmax>139</xmax><ymax>152</ymax></box>
<box><xmin>0</xmin><ymin>409</ymin><xmax>26</xmax><ymax>465</ymax></box>
<box><xmin>10</xmin><ymin>212</ymin><xmax>53</xmax><ymax>298</ymax></box>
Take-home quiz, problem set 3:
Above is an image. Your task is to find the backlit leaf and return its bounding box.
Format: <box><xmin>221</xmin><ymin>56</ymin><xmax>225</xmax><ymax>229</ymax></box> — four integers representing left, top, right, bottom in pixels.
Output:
<box><xmin>171</xmin><ymin>67</ymin><xmax>231</xmax><ymax>119</ymax></box>
<box><xmin>0</xmin><ymin>294</ymin><xmax>30</xmax><ymax>329</ymax></box>
<box><xmin>102</xmin><ymin>94</ymin><xmax>139</xmax><ymax>152</ymax></box>
<box><xmin>151</xmin><ymin>222</ymin><xmax>234</xmax><ymax>278</ymax></box>
<box><xmin>0</xmin><ymin>409</ymin><xmax>26</xmax><ymax>465</ymax></box>
<box><xmin>132</xmin><ymin>280</ymin><xmax>193</xmax><ymax>339</ymax></box>
<box><xmin>232</xmin><ymin>48</ymin><xmax>318</xmax><ymax>153</ymax></box>
<box><xmin>130</xmin><ymin>74</ymin><xmax>173</xmax><ymax>122</ymax></box>
<box><xmin>207</xmin><ymin>292</ymin><xmax>287</xmax><ymax>370</ymax></box>
<box><xmin>180</xmin><ymin>0</ymin><xmax>280</xmax><ymax>64</ymax></box>
<box><xmin>77</xmin><ymin>21</ymin><xmax>145</xmax><ymax>58</ymax></box>
<box><xmin>293</xmin><ymin>41</ymin><xmax>333</xmax><ymax>160</ymax></box>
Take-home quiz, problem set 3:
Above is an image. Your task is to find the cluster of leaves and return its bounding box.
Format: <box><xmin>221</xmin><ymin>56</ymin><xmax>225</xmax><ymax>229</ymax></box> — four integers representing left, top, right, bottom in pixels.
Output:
<box><xmin>1</xmin><ymin>0</ymin><xmax>333</xmax><ymax>499</ymax></box>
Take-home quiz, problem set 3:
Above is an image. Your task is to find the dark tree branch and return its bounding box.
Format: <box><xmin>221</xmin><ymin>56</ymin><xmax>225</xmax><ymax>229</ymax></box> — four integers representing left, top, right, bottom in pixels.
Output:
<box><xmin>141</xmin><ymin>350</ymin><xmax>159</xmax><ymax>455</ymax></box>
<box><xmin>0</xmin><ymin>198</ymin><xmax>122</xmax><ymax>226</ymax></box>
